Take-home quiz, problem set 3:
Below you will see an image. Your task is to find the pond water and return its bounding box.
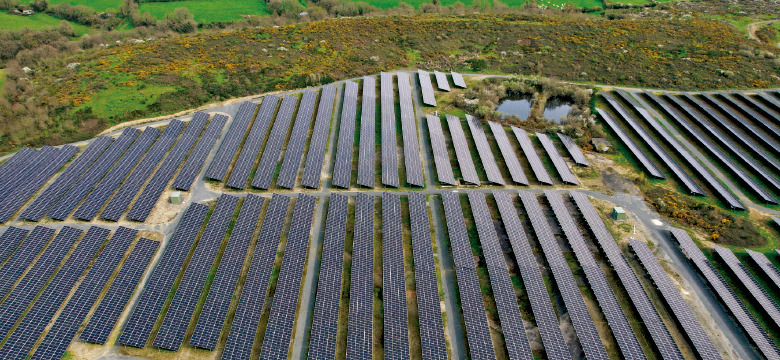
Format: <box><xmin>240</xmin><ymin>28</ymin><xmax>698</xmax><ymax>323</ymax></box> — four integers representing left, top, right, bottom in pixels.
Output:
<box><xmin>543</xmin><ymin>97</ymin><xmax>573</xmax><ymax>123</ymax></box>
<box><xmin>496</xmin><ymin>96</ymin><xmax>533</xmax><ymax>120</ymax></box>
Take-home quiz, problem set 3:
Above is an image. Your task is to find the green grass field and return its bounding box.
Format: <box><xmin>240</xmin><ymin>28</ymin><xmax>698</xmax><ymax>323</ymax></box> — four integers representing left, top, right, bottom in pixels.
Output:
<box><xmin>139</xmin><ymin>0</ymin><xmax>270</xmax><ymax>22</ymax></box>
<box><xmin>45</xmin><ymin>0</ymin><xmax>122</xmax><ymax>12</ymax></box>
<box><xmin>0</xmin><ymin>12</ymin><xmax>92</xmax><ymax>33</ymax></box>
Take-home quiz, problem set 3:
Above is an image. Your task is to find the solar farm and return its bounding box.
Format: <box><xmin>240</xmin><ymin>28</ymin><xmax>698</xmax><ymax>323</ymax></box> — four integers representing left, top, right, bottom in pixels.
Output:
<box><xmin>0</xmin><ymin>70</ymin><xmax>779</xmax><ymax>360</ymax></box>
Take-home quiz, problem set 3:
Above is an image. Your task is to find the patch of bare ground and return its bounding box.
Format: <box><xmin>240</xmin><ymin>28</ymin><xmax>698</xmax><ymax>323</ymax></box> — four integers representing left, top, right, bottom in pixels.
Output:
<box><xmin>145</xmin><ymin>189</ymin><xmax>197</xmax><ymax>226</ymax></box>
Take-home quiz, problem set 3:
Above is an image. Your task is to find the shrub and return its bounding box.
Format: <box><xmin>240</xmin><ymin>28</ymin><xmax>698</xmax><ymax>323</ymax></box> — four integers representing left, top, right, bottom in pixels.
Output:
<box><xmin>163</xmin><ymin>7</ymin><xmax>197</xmax><ymax>33</ymax></box>
<box><xmin>30</xmin><ymin>0</ymin><xmax>47</xmax><ymax>12</ymax></box>
<box><xmin>0</xmin><ymin>0</ymin><xmax>18</xmax><ymax>11</ymax></box>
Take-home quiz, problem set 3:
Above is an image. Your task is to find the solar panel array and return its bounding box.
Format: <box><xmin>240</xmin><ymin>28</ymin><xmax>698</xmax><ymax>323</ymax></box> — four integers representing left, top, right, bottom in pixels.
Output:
<box><xmin>172</xmin><ymin>113</ymin><xmax>228</xmax><ymax>191</ymax></box>
<box><xmin>451</xmin><ymin>72</ymin><xmax>467</xmax><ymax>88</ymax></box>
<box><xmin>545</xmin><ymin>191</ymin><xmax>645</xmax><ymax>359</ymax></box>
<box><xmin>418</xmin><ymin>69</ymin><xmax>437</xmax><ymax>106</ymax></box>
<box><xmin>0</xmin><ymin>226</ymin><xmax>55</xmax><ymax>297</ymax></box>
<box><xmin>757</xmin><ymin>91</ymin><xmax>780</xmax><ymax>115</ymax></box>
<box><xmin>126</xmin><ymin>113</ymin><xmax>210</xmax><ymax>222</ymax></box>
<box><xmin>347</xmin><ymin>193</ymin><xmax>374</xmax><ymax>359</ymax></box>
<box><xmin>536</xmin><ymin>133</ymin><xmax>578</xmax><ymax>185</ymax></box>
<box><xmin>332</xmin><ymin>81</ymin><xmax>359</xmax><ymax>189</ymax></box>
<box><xmin>226</xmin><ymin>96</ymin><xmax>280</xmax><ymax>189</ymax></box>
<box><xmin>603</xmin><ymin>92</ymin><xmax>700</xmax><ymax>195</ymax></box>
<box><xmin>702</xmin><ymin>94</ymin><xmax>780</xmax><ymax>155</ymax></box>
<box><xmin>80</xmin><ymin>237</ymin><xmax>159</xmax><ymax>345</ymax></box>
<box><xmin>488</xmin><ymin>121</ymin><xmax>528</xmax><ymax>185</ymax></box>
<box><xmin>308</xmin><ymin>194</ymin><xmax>348</xmax><ymax>360</ymax></box>
<box><xmin>446</xmin><ymin>115</ymin><xmax>480</xmax><ymax>185</ymax></box>
<box><xmin>302</xmin><ymin>85</ymin><xmax>337</xmax><ymax>188</ymax></box>
<box><xmin>397</xmin><ymin>72</ymin><xmax>424</xmax><ymax>187</ymax></box>
<box><xmin>73</xmin><ymin>127</ymin><xmax>162</xmax><ymax>221</ymax></box>
<box><xmin>645</xmin><ymin>92</ymin><xmax>775</xmax><ymax>205</ymax></box>
<box><xmin>0</xmin><ymin>227</ymin><xmax>29</xmax><ymax>264</ymax></box>
<box><xmin>119</xmin><ymin>203</ymin><xmax>209</xmax><ymax>348</ymax></box>
<box><xmin>0</xmin><ymin>227</ymin><xmax>124</xmax><ymax>359</ymax></box>
<box><xmin>466</xmin><ymin>115</ymin><xmax>504</xmax><ymax>185</ymax></box>
<box><xmin>0</xmin><ymin>147</ymin><xmax>33</xmax><ymax>183</ymax></box>
<box><xmin>571</xmin><ymin>192</ymin><xmax>683</xmax><ymax>360</ymax></box>
<box><xmin>557</xmin><ymin>133</ymin><xmax>590</xmax><ymax>167</ymax></box>
<box><xmin>440</xmin><ymin>192</ymin><xmax>495</xmax><ymax>360</ymax></box>
<box><xmin>718</xmin><ymin>94</ymin><xmax>780</xmax><ymax>141</ymax></box>
<box><xmin>0</xmin><ymin>146</ymin><xmax>50</xmax><ymax>200</ymax></box>
<box><xmin>596</xmin><ymin>108</ymin><xmax>665</xmax><ymax>179</ymax></box>
<box><xmin>426</xmin><ymin>114</ymin><xmax>456</xmax><ymax>186</ymax></box>
<box><xmin>466</xmin><ymin>192</ymin><xmax>534</xmax><ymax>360</ymax></box>
<box><xmin>206</xmin><ymin>101</ymin><xmax>259</xmax><ymax>181</ymax></box>
<box><xmin>408</xmin><ymin>193</ymin><xmax>448</xmax><ymax>360</ymax></box>
<box><xmin>21</xmin><ymin>136</ymin><xmax>113</xmax><ymax>221</ymax></box>
<box><xmin>745</xmin><ymin>249</ymin><xmax>780</xmax><ymax>294</ymax></box>
<box><xmin>380</xmin><ymin>192</ymin><xmax>410</xmax><ymax>359</ymax></box>
<box><xmin>734</xmin><ymin>93</ymin><xmax>780</xmax><ymax>124</ymax></box>
<box><xmin>669</xmin><ymin>228</ymin><xmax>780</xmax><ymax>360</ymax></box>
<box><xmin>99</xmin><ymin>120</ymin><xmax>186</xmax><ymax>221</ymax></box>
<box><xmin>222</xmin><ymin>194</ymin><xmax>290</xmax><ymax>359</ymax></box>
<box><xmin>252</xmin><ymin>96</ymin><xmax>298</xmax><ymax>189</ymax></box>
<box><xmin>617</xmin><ymin>91</ymin><xmax>745</xmax><ymax>209</ymax></box>
<box><xmin>357</xmin><ymin>76</ymin><xmax>377</xmax><ymax>188</ymax></box>
<box><xmin>190</xmin><ymin>194</ymin><xmax>264</xmax><ymax>350</ymax></box>
<box><xmin>380</xmin><ymin>72</ymin><xmax>400</xmax><ymax>188</ymax></box>
<box><xmin>520</xmin><ymin>191</ymin><xmax>607</xmax><ymax>359</ymax></box>
<box><xmin>629</xmin><ymin>239</ymin><xmax>722</xmax><ymax>360</ymax></box>
<box><xmin>433</xmin><ymin>71</ymin><xmax>450</xmax><ymax>91</ymax></box>
<box><xmin>511</xmin><ymin>127</ymin><xmax>553</xmax><ymax>185</ymax></box>
<box><xmin>277</xmin><ymin>90</ymin><xmax>318</xmax><ymax>189</ymax></box>
<box><xmin>259</xmin><ymin>194</ymin><xmax>316</xmax><ymax>360</ymax></box>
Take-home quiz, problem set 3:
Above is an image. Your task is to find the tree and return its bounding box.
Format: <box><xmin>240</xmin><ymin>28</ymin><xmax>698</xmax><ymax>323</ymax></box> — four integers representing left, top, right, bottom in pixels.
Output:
<box><xmin>30</xmin><ymin>0</ymin><xmax>48</xmax><ymax>12</ymax></box>
<box><xmin>164</xmin><ymin>7</ymin><xmax>197</xmax><ymax>33</ymax></box>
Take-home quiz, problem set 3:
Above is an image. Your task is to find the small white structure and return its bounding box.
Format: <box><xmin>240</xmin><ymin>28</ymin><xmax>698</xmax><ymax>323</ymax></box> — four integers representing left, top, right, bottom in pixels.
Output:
<box><xmin>170</xmin><ymin>191</ymin><xmax>183</xmax><ymax>205</ymax></box>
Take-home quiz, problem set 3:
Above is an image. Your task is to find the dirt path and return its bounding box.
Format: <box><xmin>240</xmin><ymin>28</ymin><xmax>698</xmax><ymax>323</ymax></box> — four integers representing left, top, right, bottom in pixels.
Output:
<box><xmin>747</xmin><ymin>20</ymin><xmax>779</xmax><ymax>43</ymax></box>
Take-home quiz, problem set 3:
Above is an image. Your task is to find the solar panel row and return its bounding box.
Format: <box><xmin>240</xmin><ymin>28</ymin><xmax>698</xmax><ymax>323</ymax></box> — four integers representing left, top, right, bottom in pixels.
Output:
<box><xmin>252</xmin><ymin>96</ymin><xmax>298</xmax><ymax>190</ymax></box>
<box><xmin>446</xmin><ymin>115</ymin><xmax>480</xmax><ymax>185</ymax></box>
<box><xmin>488</xmin><ymin>121</ymin><xmax>529</xmax><ymax>185</ymax></box>
<box><xmin>190</xmin><ymin>194</ymin><xmax>265</xmax><ymax>350</ymax></box>
<box><xmin>734</xmin><ymin>93</ymin><xmax>780</xmax><ymax>124</ymax></box>
<box><xmin>381</xmin><ymin>192</ymin><xmax>410</xmax><ymax>359</ymax></box>
<box><xmin>418</xmin><ymin>70</ymin><xmax>437</xmax><ymax>106</ymax></box>
<box><xmin>308</xmin><ymin>194</ymin><xmax>348</xmax><ymax>360</ymax></box>
<box><xmin>302</xmin><ymin>85</ymin><xmax>337</xmax><ymax>188</ymax></box>
<box><xmin>433</xmin><ymin>71</ymin><xmax>450</xmax><ymax>92</ymax></box>
<box><xmin>669</xmin><ymin>228</ymin><xmax>780</xmax><ymax>360</ymax></box>
<box><xmin>380</xmin><ymin>72</ymin><xmax>400</xmax><ymax>188</ymax></box>
<box><xmin>222</xmin><ymin>194</ymin><xmax>291</xmax><ymax>360</ymax></box>
<box><xmin>0</xmin><ymin>146</ymin><xmax>52</xmax><ymax>201</ymax></box>
<box><xmin>511</xmin><ymin>127</ymin><xmax>553</xmax><ymax>185</ymax></box>
<box><xmin>451</xmin><ymin>72</ymin><xmax>467</xmax><ymax>88</ymax></box>
<box><xmin>397</xmin><ymin>72</ymin><xmax>424</xmax><ymax>187</ymax></box>
<box><xmin>277</xmin><ymin>91</ymin><xmax>318</xmax><ymax>189</ymax></box>
<box><xmin>718</xmin><ymin>94</ymin><xmax>780</xmax><ymax>142</ymax></box>
<box><xmin>629</xmin><ymin>239</ymin><xmax>722</xmax><ymax>360</ymax></box>
<box><xmin>701</xmin><ymin>94</ymin><xmax>780</xmax><ymax>156</ymax></box>
<box><xmin>332</xmin><ymin>81</ymin><xmax>359</xmax><ymax>189</ymax></box>
<box><xmin>357</xmin><ymin>76</ymin><xmax>377</xmax><ymax>188</ymax></box>
<box><xmin>756</xmin><ymin>91</ymin><xmax>780</xmax><ymax>116</ymax></box>
<box><xmin>206</xmin><ymin>101</ymin><xmax>259</xmax><ymax>181</ymax></box>
<box><xmin>99</xmin><ymin>120</ymin><xmax>186</xmax><ymax>221</ymax></box>
<box><xmin>536</xmin><ymin>133</ymin><xmax>578</xmax><ymax>185</ymax></box>
<box><xmin>596</xmin><ymin>108</ymin><xmax>665</xmax><ymax>179</ymax></box>
<box><xmin>466</xmin><ymin>115</ymin><xmax>504</xmax><ymax>185</ymax></box>
<box><xmin>0</xmin><ymin>147</ymin><xmax>34</xmax><ymax>185</ymax></box>
<box><xmin>617</xmin><ymin>91</ymin><xmax>746</xmax><ymax>209</ymax></box>
<box><xmin>745</xmin><ymin>249</ymin><xmax>780</xmax><ymax>294</ymax></box>
<box><xmin>259</xmin><ymin>194</ymin><xmax>316</xmax><ymax>360</ymax></box>
<box><xmin>425</xmin><ymin>114</ymin><xmax>456</xmax><ymax>186</ymax></box>
<box><xmin>172</xmin><ymin>113</ymin><xmax>228</xmax><ymax>191</ymax></box>
<box><xmin>127</xmin><ymin>113</ymin><xmax>210</xmax><ymax>222</ymax></box>
<box><xmin>347</xmin><ymin>193</ymin><xmax>374</xmax><ymax>359</ymax></box>
<box><xmin>0</xmin><ymin>226</ymin><xmax>56</xmax><ymax>297</ymax></box>
<box><xmin>0</xmin><ymin>227</ymin><xmax>29</xmax><ymax>265</ymax></box>
<box><xmin>557</xmin><ymin>133</ymin><xmax>590</xmax><ymax>167</ymax></box>
<box><xmin>119</xmin><ymin>203</ymin><xmax>209</xmax><ymax>348</ymax></box>
<box><xmin>226</xmin><ymin>96</ymin><xmax>280</xmax><ymax>189</ymax></box>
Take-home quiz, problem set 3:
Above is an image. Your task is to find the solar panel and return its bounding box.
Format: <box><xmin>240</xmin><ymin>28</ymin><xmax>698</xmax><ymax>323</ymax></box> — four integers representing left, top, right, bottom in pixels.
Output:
<box><xmin>466</xmin><ymin>115</ymin><xmax>504</xmax><ymax>185</ymax></box>
<box><xmin>380</xmin><ymin>72</ymin><xmax>400</xmax><ymax>188</ymax></box>
<box><xmin>189</xmin><ymin>194</ymin><xmax>265</xmax><ymax>350</ymax></box>
<box><xmin>259</xmin><ymin>194</ymin><xmax>316</xmax><ymax>360</ymax></box>
<box><xmin>645</xmin><ymin>92</ymin><xmax>775</xmax><ymax>205</ymax></box>
<box><xmin>126</xmin><ymin>113</ymin><xmax>210</xmax><ymax>222</ymax></box>
<box><xmin>380</xmin><ymin>192</ymin><xmax>410</xmax><ymax>359</ymax></box>
<box><xmin>488</xmin><ymin>121</ymin><xmax>528</xmax><ymax>185</ymax></box>
<box><xmin>629</xmin><ymin>239</ymin><xmax>722</xmax><ymax>360</ymax></box>
<box><xmin>73</xmin><ymin>127</ymin><xmax>162</xmax><ymax>221</ymax></box>
<box><xmin>99</xmin><ymin>120</ymin><xmax>186</xmax><ymax>221</ymax></box>
<box><xmin>603</xmin><ymin>92</ymin><xmax>700</xmax><ymax>194</ymax></box>
<box><xmin>172</xmin><ymin>113</ymin><xmax>228</xmax><ymax>191</ymax></box>
<box><xmin>0</xmin><ymin>147</ymin><xmax>34</xmax><ymax>184</ymax></box>
<box><xmin>557</xmin><ymin>133</ymin><xmax>590</xmax><ymax>167</ymax></box>
<box><xmin>0</xmin><ymin>226</ymin><xmax>55</xmax><ymax>296</ymax></box>
<box><xmin>511</xmin><ymin>127</ymin><xmax>553</xmax><ymax>185</ymax></box>
<box><xmin>618</xmin><ymin>91</ymin><xmax>746</xmax><ymax>209</ymax></box>
<box><xmin>734</xmin><ymin>93</ymin><xmax>780</xmax><ymax>123</ymax></box>
<box><xmin>119</xmin><ymin>203</ymin><xmax>209</xmax><ymax>348</ymax></box>
<box><xmin>221</xmin><ymin>194</ymin><xmax>290</xmax><ymax>360</ymax></box>
<box><xmin>308</xmin><ymin>194</ymin><xmax>349</xmax><ymax>360</ymax></box>
<box><xmin>433</xmin><ymin>71</ymin><xmax>451</xmax><ymax>92</ymax></box>
<box><xmin>451</xmin><ymin>72</ymin><xmax>467</xmax><ymax>88</ymax></box>
<box><xmin>702</xmin><ymin>94</ymin><xmax>780</xmax><ymax>154</ymax></box>
<box><xmin>0</xmin><ymin>226</ymin><xmax>116</xmax><ymax>358</ymax></box>
<box><xmin>226</xmin><ymin>96</ymin><xmax>280</xmax><ymax>189</ymax></box>
<box><xmin>20</xmin><ymin>136</ymin><xmax>113</xmax><ymax>221</ymax></box>
<box><xmin>446</xmin><ymin>115</ymin><xmax>480</xmax><ymax>185</ymax></box>
<box><xmin>302</xmin><ymin>85</ymin><xmax>337</xmax><ymax>188</ymax></box>
<box><xmin>745</xmin><ymin>249</ymin><xmax>780</xmax><ymax>294</ymax></box>
<box><xmin>546</xmin><ymin>191</ymin><xmax>645</xmax><ymax>359</ymax></box>
<box><xmin>154</xmin><ymin>194</ymin><xmax>240</xmax><ymax>351</ymax></box>
<box><xmin>425</xmin><ymin>114</ymin><xmax>456</xmax><ymax>186</ymax></box>
<box><xmin>206</xmin><ymin>101</ymin><xmax>259</xmax><ymax>181</ymax></box>
<box><xmin>347</xmin><ymin>193</ymin><xmax>374</xmax><ymax>359</ymax></box>
<box><xmin>668</xmin><ymin>228</ymin><xmax>780</xmax><ymax>359</ymax></box>
<box><xmin>0</xmin><ymin>227</ymin><xmax>29</xmax><ymax>265</ymax></box>
<box><xmin>719</xmin><ymin>94</ymin><xmax>780</xmax><ymax>141</ymax></box>
<box><xmin>357</xmin><ymin>76</ymin><xmax>377</xmax><ymax>188</ymax></box>
<box><xmin>397</xmin><ymin>72</ymin><xmax>424</xmax><ymax>187</ymax></box>
<box><xmin>756</xmin><ymin>91</ymin><xmax>780</xmax><ymax>116</ymax></box>
<box><xmin>0</xmin><ymin>146</ymin><xmax>52</xmax><ymax>201</ymax></box>
<box><xmin>251</xmin><ymin>96</ymin><xmax>298</xmax><ymax>190</ymax></box>
<box><xmin>332</xmin><ymin>81</ymin><xmax>359</xmax><ymax>189</ymax></box>
<box><xmin>466</xmin><ymin>192</ymin><xmax>534</xmax><ymax>360</ymax></box>
<box><xmin>277</xmin><ymin>90</ymin><xmax>318</xmax><ymax>189</ymax></box>
<box><xmin>596</xmin><ymin>108</ymin><xmax>665</xmax><ymax>179</ymax></box>
<box><xmin>418</xmin><ymin>69</ymin><xmax>437</xmax><ymax>106</ymax></box>
<box><xmin>535</xmin><ymin>133</ymin><xmax>578</xmax><ymax>185</ymax></box>
<box><xmin>571</xmin><ymin>192</ymin><xmax>683</xmax><ymax>360</ymax></box>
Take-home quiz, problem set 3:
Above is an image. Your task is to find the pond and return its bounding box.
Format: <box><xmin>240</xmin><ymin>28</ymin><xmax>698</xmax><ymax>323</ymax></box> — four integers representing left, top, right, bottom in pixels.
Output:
<box><xmin>543</xmin><ymin>97</ymin><xmax>573</xmax><ymax>123</ymax></box>
<box><xmin>496</xmin><ymin>96</ymin><xmax>533</xmax><ymax>120</ymax></box>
